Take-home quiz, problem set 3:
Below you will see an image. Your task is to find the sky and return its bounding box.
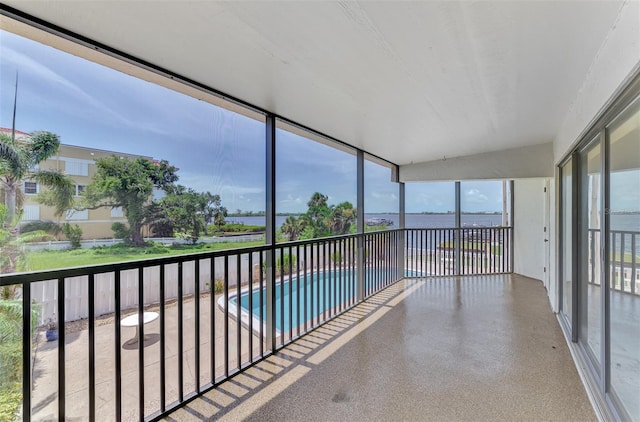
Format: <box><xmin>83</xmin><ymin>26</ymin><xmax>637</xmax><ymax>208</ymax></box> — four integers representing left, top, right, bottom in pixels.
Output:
<box><xmin>0</xmin><ymin>29</ymin><xmax>511</xmax><ymax>214</ymax></box>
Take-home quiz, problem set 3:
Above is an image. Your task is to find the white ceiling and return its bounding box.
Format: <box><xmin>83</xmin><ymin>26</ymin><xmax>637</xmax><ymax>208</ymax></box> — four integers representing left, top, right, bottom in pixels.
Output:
<box><xmin>2</xmin><ymin>1</ymin><xmax>627</xmax><ymax>166</ymax></box>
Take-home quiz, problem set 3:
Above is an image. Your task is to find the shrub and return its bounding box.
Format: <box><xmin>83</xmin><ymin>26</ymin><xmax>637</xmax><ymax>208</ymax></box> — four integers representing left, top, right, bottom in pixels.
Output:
<box><xmin>206</xmin><ymin>279</ymin><xmax>225</xmax><ymax>294</ymax></box>
<box><xmin>211</xmin><ymin>223</ymin><xmax>265</xmax><ymax>234</ymax></box>
<box><xmin>214</xmin><ymin>279</ymin><xmax>224</xmax><ymax>294</ymax></box>
<box><xmin>62</xmin><ymin>223</ymin><xmax>83</xmax><ymax>249</ymax></box>
<box><xmin>111</xmin><ymin>222</ymin><xmax>130</xmax><ymax>240</ymax></box>
<box><xmin>262</xmin><ymin>254</ymin><xmax>297</xmax><ymax>276</ymax></box>
<box><xmin>20</xmin><ymin>220</ymin><xmax>62</xmax><ymax>236</ymax></box>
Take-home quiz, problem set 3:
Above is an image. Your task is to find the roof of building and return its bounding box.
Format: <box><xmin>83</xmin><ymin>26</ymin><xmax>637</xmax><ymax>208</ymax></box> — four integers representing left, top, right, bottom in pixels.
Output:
<box><xmin>0</xmin><ymin>127</ymin><xmax>30</xmax><ymax>136</ymax></box>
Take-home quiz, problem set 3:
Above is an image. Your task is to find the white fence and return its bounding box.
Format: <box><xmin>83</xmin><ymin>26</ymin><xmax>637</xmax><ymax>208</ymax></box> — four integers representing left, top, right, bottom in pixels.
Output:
<box><xmin>31</xmin><ymin>253</ymin><xmax>264</xmax><ymax>324</ymax></box>
<box><xmin>23</xmin><ymin>234</ymin><xmax>264</xmax><ymax>252</ymax></box>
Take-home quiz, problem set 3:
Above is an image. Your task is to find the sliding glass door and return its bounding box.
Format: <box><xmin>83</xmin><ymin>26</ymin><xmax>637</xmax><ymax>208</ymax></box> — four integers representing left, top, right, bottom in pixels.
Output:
<box><xmin>607</xmin><ymin>98</ymin><xmax>640</xmax><ymax>420</ymax></box>
<box><xmin>579</xmin><ymin>138</ymin><xmax>603</xmax><ymax>369</ymax></box>
<box><xmin>561</xmin><ymin>85</ymin><xmax>639</xmax><ymax>421</ymax></box>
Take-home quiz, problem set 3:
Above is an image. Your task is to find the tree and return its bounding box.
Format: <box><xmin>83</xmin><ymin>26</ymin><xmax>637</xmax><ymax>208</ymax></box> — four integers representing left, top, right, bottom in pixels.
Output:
<box><xmin>303</xmin><ymin>192</ymin><xmax>331</xmax><ymax>237</ymax></box>
<box><xmin>0</xmin><ymin>131</ymin><xmax>74</xmax><ymax>222</ymax></box>
<box><xmin>0</xmin><ymin>204</ymin><xmax>55</xmax><ymax>275</ymax></box>
<box><xmin>281</xmin><ymin>215</ymin><xmax>306</xmax><ymax>241</ymax></box>
<box><xmin>142</xmin><ymin>203</ymin><xmax>173</xmax><ymax>238</ymax></box>
<box><xmin>159</xmin><ymin>185</ymin><xmax>225</xmax><ymax>243</ymax></box>
<box><xmin>81</xmin><ymin>156</ymin><xmax>177</xmax><ymax>246</ymax></box>
<box><xmin>301</xmin><ymin>192</ymin><xmax>356</xmax><ymax>239</ymax></box>
<box><xmin>329</xmin><ymin>201</ymin><xmax>356</xmax><ymax>235</ymax></box>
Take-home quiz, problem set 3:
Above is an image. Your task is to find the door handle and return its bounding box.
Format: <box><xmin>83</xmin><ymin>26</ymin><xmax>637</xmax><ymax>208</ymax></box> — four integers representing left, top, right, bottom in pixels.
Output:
<box><xmin>544</xmin><ymin>239</ymin><xmax>549</xmax><ymax>242</ymax></box>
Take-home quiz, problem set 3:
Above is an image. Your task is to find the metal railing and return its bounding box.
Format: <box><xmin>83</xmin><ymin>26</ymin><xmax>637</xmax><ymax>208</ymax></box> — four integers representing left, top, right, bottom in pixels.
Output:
<box><xmin>588</xmin><ymin>228</ymin><xmax>639</xmax><ymax>295</ymax></box>
<box><xmin>404</xmin><ymin>227</ymin><xmax>512</xmax><ymax>276</ymax></box>
<box><xmin>0</xmin><ymin>227</ymin><xmax>509</xmax><ymax>422</ymax></box>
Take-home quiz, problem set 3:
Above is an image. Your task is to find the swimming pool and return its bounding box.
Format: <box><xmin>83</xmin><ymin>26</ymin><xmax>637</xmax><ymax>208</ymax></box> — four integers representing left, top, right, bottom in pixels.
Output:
<box><xmin>221</xmin><ymin>268</ymin><xmax>420</xmax><ymax>335</ymax></box>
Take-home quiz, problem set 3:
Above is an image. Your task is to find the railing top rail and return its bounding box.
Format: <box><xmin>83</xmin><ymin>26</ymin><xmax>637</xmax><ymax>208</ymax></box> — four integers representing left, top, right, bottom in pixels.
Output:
<box><xmin>587</xmin><ymin>227</ymin><xmax>640</xmax><ymax>235</ymax></box>
<box><xmin>406</xmin><ymin>226</ymin><xmax>512</xmax><ymax>230</ymax></box>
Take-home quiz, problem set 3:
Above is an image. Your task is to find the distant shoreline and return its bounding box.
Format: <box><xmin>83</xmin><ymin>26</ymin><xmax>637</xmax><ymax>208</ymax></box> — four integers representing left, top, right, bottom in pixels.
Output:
<box><xmin>228</xmin><ymin>212</ymin><xmax>506</xmax><ymax>217</ymax></box>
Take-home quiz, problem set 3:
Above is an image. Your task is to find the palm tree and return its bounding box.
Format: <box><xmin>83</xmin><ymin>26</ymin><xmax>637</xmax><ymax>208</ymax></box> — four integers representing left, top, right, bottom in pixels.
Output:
<box><xmin>281</xmin><ymin>215</ymin><xmax>306</xmax><ymax>241</ymax></box>
<box><xmin>329</xmin><ymin>202</ymin><xmax>356</xmax><ymax>235</ymax></box>
<box><xmin>0</xmin><ymin>130</ymin><xmax>74</xmax><ymax>224</ymax></box>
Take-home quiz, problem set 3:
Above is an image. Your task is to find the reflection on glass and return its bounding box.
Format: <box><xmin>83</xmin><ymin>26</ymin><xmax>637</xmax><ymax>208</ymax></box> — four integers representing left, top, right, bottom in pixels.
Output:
<box><xmin>364</xmin><ymin>157</ymin><xmax>399</xmax><ymax>231</ymax></box>
<box><xmin>581</xmin><ymin>140</ymin><xmax>602</xmax><ymax>366</ymax></box>
<box><xmin>561</xmin><ymin>160</ymin><xmax>573</xmax><ymax>325</ymax></box>
<box><xmin>607</xmin><ymin>99</ymin><xmax>640</xmax><ymax>420</ymax></box>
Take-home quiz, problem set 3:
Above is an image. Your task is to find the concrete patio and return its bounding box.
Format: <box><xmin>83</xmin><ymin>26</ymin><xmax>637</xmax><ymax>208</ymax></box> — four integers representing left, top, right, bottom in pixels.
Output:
<box><xmin>31</xmin><ymin>291</ymin><xmax>263</xmax><ymax>421</ymax></box>
<box><xmin>162</xmin><ymin>274</ymin><xmax>595</xmax><ymax>421</ymax></box>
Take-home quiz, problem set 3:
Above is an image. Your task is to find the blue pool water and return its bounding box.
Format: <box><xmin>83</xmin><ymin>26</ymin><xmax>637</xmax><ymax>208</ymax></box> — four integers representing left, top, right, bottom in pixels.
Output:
<box><xmin>229</xmin><ymin>268</ymin><xmax>417</xmax><ymax>333</ymax></box>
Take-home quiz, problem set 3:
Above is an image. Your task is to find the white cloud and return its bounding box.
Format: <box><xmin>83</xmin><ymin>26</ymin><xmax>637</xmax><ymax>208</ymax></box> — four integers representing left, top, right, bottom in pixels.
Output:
<box><xmin>465</xmin><ymin>189</ymin><xmax>488</xmax><ymax>203</ymax></box>
<box><xmin>372</xmin><ymin>191</ymin><xmax>398</xmax><ymax>201</ymax></box>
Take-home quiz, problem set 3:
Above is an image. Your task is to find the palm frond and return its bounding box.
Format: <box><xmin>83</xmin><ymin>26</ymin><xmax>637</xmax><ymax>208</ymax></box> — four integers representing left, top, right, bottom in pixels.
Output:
<box><xmin>0</xmin><ymin>133</ymin><xmax>26</xmax><ymax>178</ymax></box>
<box><xmin>27</xmin><ymin>131</ymin><xmax>60</xmax><ymax>164</ymax></box>
<box><xmin>32</xmin><ymin>170</ymin><xmax>75</xmax><ymax>216</ymax></box>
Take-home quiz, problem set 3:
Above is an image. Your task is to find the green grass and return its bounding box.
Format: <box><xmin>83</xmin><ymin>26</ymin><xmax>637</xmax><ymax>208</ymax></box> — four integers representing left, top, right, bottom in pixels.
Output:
<box><xmin>20</xmin><ymin>240</ymin><xmax>265</xmax><ymax>272</ymax></box>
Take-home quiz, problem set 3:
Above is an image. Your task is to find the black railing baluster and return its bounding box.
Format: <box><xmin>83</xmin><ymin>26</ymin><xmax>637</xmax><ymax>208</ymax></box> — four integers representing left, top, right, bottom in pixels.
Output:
<box><xmin>296</xmin><ymin>244</ymin><xmax>300</xmax><ymax>337</ymax></box>
<box><xmin>22</xmin><ymin>281</ymin><xmax>31</xmax><ymax>422</ymax></box>
<box><xmin>322</xmin><ymin>241</ymin><xmax>327</xmax><ymax>321</ymax></box>
<box><xmin>223</xmin><ymin>256</ymin><xmax>229</xmax><ymax>377</ymax></box>
<box><xmin>88</xmin><ymin>273</ymin><xmax>95</xmax><ymax>422</ymax></box>
<box><xmin>288</xmin><ymin>245</ymin><xmax>293</xmax><ymax>341</ymax></box>
<box><xmin>248</xmin><ymin>252</ymin><xmax>254</xmax><ymax>362</ymax></box>
<box><xmin>178</xmin><ymin>262</ymin><xmax>184</xmax><ymax>401</ymax></box>
<box><xmin>303</xmin><ymin>245</ymin><xmax>308</xmax><ymax>332</ymax></box>
<box><xmin>58</xmin><ymin>277</ymin><xmax>66</xmax><ymax>421</ymax></box>
<box><xmin>214</xmin><ymin>255</ymin><xmax>216</xmax><ymax>384</ymax></box>
<box><xmin>236</xmin><ymin>254</ymin><xmax>241</xmax><ymax>368</ymax></box>
<box><xmin>259</xmin><ymin>252</ymin><xmax>264</xmax><ymax>358</ymax></box>
<box><xmin>313</xmin><ymin>242</ymin><xmax>318</xmax><ymax>327</ymax></box>
<box><xmin>195</xmin><ymin>261</ymin><xmax>201</xmax><ymax>392</ymax></box>
<box><xmin>137</xmin><ymin>267</ymin><xmax>145</xmax><ymax>421</ymax></box>
<box><xmin>280</xmin><ymin>247</ymin><xmax>285</xmax><ymax>346</ymax></box>
<box><xmin>114</xmin><ymin>271</ymin><xmax>121</xmax><ymax>421</ymax></box>
<box><xmin>160</xmin><ymin>264</ymin><xmax>166</xmax><ymax>412</ymax></box>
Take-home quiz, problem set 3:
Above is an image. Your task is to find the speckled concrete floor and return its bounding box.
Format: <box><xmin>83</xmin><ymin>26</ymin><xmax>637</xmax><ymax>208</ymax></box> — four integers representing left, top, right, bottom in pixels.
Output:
<box><xmin>165</xmin><ymin>275</ymin><xmax>595</xmax><ymax>422</ymax></box>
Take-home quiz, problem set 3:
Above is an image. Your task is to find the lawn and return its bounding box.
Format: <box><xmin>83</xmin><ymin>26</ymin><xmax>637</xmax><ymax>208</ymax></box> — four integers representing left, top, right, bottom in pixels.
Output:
<box><xmin>21</xmin><ymin>240</ymin><xmax>265</xmax><ymax>272</ymax></box>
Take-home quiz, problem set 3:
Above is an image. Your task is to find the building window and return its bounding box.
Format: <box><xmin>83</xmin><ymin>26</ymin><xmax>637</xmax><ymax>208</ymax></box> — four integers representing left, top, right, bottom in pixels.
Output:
<box><xmin>65</xmin><ymin>209</ymin><xmax>89</xmax><ymax>220</ymax></box>
<box><xmin>24</xmin><ymin>181</ymin><xmax>38</xmax><ymax>195</ymax></box>
<box><xmin>75</xmin><ymin>185</ymin><xmax>85</xmax><ymax>196</ymax></box>
<box><xmin>65</xmin><ymin>160</ymin><xmax>89</xmax><ymax>176</ymax></box>
<box><xmin>21</xmin><ymin>205</ymin><xmax>40</xmax><ymax>221</ymax></box>
<box><xmin>110</xmin><ymin>207</ymin><xmax>124</xmax><ymax>218</ymax></box>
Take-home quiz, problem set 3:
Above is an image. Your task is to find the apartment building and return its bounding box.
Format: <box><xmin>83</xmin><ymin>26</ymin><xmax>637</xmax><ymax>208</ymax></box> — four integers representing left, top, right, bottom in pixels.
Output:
<box><xmin>1</xmin><ymin>127</ymin><xmax>151</xmax><ymax>239</ymax></box>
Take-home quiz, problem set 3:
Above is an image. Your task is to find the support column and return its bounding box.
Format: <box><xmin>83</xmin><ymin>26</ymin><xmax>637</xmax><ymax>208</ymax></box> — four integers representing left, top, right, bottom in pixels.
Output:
<box><xmin>398</xmin><ymin>178</ymin><xmax>405</xmax><ymax>279</ymax></box>
<box><xmin>455</xmin><ymin>181</ymin><xmax>461</xmax><ymax>275</ymax></box>
<box><xmin>265</xmin><ymin>114</ymin><xmax>276</xmax><ymax>351</ymax></box>
<box><xmin>357</xmin><ymin>150</ymin><xmax>365</xmax><ymax>301</ymax></box>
